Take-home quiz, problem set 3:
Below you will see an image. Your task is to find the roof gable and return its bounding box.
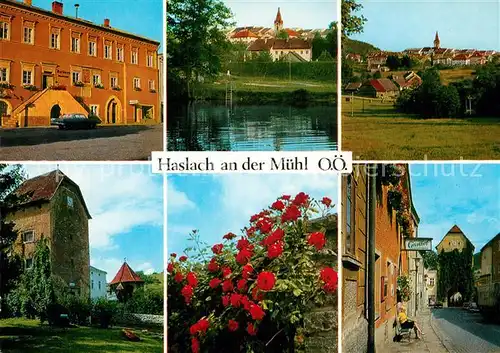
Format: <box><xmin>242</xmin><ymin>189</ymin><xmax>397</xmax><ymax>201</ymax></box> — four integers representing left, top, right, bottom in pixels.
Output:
<box><xmin>109</xmin><ymin>262</ymin><xmax>144</xmax><ymax>285</ymax></box>
<box><xmin>435</xmin><ymin>225</ymin><xmax>475</xmax><ymax>251</ymax></box>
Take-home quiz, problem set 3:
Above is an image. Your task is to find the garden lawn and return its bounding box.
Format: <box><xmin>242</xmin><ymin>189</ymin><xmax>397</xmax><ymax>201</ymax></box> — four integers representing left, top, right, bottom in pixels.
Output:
<box><xmin>0</xmin><ymin>318</ymin><xmax>163</xmax><ymax>353</ymax></box>
<box><xmin>342</xmin><ymin>97</ymin><xmax>500</xmax><ymax>160</ymax></box>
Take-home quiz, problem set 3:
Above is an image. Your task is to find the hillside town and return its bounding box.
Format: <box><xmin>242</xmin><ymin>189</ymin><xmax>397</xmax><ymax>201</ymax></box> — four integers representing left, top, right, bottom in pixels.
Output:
<box><xmin>226</xmin><ymin>8</ymin><xmax>329</xmax><ymax>62</ymax></box>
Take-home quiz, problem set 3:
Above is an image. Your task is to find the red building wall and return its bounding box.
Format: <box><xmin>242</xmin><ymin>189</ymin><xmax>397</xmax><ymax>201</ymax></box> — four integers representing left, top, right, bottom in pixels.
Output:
<box><xmin>0</xmin><ymin>0</ymin><xmax>160</xmax><ymax>125</ymax></box>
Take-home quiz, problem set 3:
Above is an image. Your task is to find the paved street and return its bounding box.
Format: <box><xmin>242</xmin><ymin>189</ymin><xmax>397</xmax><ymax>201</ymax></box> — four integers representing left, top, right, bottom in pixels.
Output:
<box><xmin>0</xmin><ymin>124</ymin><xmax>163</xmax><ymax>160</ymax></box>
<box><xmin>432</xmin><ymin>307</ymin><xmax>500</xmax><ymax>353</ymax></box>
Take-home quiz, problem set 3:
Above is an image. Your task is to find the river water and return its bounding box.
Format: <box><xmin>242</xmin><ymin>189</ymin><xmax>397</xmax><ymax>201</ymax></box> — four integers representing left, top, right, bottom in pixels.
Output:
<box><xmin>167</xmin><ymin>103</ymin><xmax>338</xmax><ymax>151</ymax></box>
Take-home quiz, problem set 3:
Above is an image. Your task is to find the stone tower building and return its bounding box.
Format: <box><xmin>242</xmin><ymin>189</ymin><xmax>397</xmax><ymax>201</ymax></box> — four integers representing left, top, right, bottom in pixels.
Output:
<box><xmin>6</xmin><ymin>170</ymin><xmax>91</xmax><ymax>298</ymax></box>
<box><xmin>434</xmin><ymin>31</ymin><xmax>440</xmax><ymax>49</ymax></box>
<box><xmin>274</xmin><ymin>7</ymin><xmax>283</xmax><ymax>33</ymax></box>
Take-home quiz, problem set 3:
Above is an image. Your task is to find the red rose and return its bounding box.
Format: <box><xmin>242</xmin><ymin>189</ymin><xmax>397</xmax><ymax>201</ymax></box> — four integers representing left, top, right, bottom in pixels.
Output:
<box><xmin>241</xmin><ymin>295</ymin><xmax>252</xmax><ymax>311</ymax></box>
<box><xmin>174</xmin><ymin>272</ymin><xmax>184</xmax><ymax>283</ymax></box>
<box><xmin>271</xmin><ymin>200</ymin><xmax>285</xmax><ymax>211</ymax></box>
<box><xmin>257</xmin><ymin>271</ymin><xmax>276</xmax><ymax>291</ymax></box>
<box><xmin>267</xmin><ymin>241</ymin><xmax>284</xmax><ymax>259</ymax></box>
<box><xmin>191</xmin><ymin>337</ymin><xmax>200</xmax><ymax>353</ymax></box>
<box><xmin>190</xmin><ymin>318</ymin><xmax>209</xmax><ymax>335</ymax></box>
<box><xmin>237</xmin><ymin>279</ymin><xmax>248</xmax><ymax>292</ymax></box>
<box><xmin>249</xmin><ymin>303</ymin><xmax>265</xmax><ymax>321</ymax></box>
<box><xmin>242</xmin><ymin>264</ymin><xmax>254</xmax><ymax>279</ymax></box>
<box><xmin>281</xmin><ymin>204</ymin><xmax>301</xmax><ymax>222</ymax></box>
<box><xmin>246</xmin><ymin>227</ymin><xmax>257</xmax><ymax>237</ymax></box>
<box><xmin>209</xmin><ymin>278</ymin><xmax>222</xmax><ymax>289</ymax></box>
<box><xmin>222</xmin><ymin>295</ymin><xmax>230</xmax><ymax>307</ymax></box>
<box><xmin>223</xmin><ymin>232</ymin><xmax>236</xmax><ymax>240</ymax></box>
<box><xmin>167</xmin><ymin>263</ymin><xmax>174</xmax><ymax>273</ymax></box>
<box><xmin>222</xmin><ymin>279</ymin><xmax>234</xmax><ymax>292</ymax></box>
<box><xmin>186</xmin><ymin>272</ymin><xmax>198</xmax><ymax>287</ymax></box>
<box><xmin>323</xmin><ymin>281</ymin><xmax>338</xmax><ymax>293</ymax></box>
<box><xmin>247</xmin><ymin>323</ymin><xmax>258</xmax><ymax>336</ymax></box>
<box><xmin>263</xmin><ymin>228</ymin><xmax>284</xmax><ymax>247</ymax></box>
<box><xmin>170</xmin><ymin>253</ymin><xmax>177</xmax><ymax>258</ymax></box>
<box><xmin>230</xmin><ymin>293</ymin><xmax>242</xmax><ymax>308</ymax></box>
<box><xmin>181</xmin><ymin>285</ymin><xmax>194</xmax><ymax>303</ymax></box>
<box><xmin>252</xmin><ymin>287</ymin><xmax>265</xmax><ymax>301</ymax></box>
<box><xmin>293</xmin><ymin>192</ymin><xmax>309</xmax><ymax>206</ymax></box>
<box><xmin>250</xmin><ymin>214</ymin><xmax>260</xmax><ymax>222</ymax></box>
<box><xmin>236</xmin><ymin>247</ymin><xmax>253</xmax><ymax>265</ymax></box>
<box><xmin>307</xmin><ymin>232</ymin><xmax>326</xmax><ymax>251</ymax></box>
<box><xmin>320</xmin><ymin>267</ymin><xmax>337</xmax><ymax>284</ymax></box>
<box><xmin>256</xmin><ymin>218</ymin><xmax>273</xmax><ymax>234</ymax></box>
<box><xmin>228</xmin><ymin>320</ymin><xmax>239</xmax><ymax>332</ymax></box>
<box><xmin>222</xmin><ymin>267</ymin><xmax>232</xmax><ymax>278</ymax></box>
<box><xmin>207</xmin><ymin>259</ymin><xmax>219</xmax><ymax>273</ymax></box>
<box><xmin>179</xmin><ymin>255</ymin><xmax>188</xmax><ymax>262</ymax></box>
<box><xmin>236</xmin><ymin>237</ymin><xmax>250</xmax><ymax>251</ymax></box>
<box><xmin>212</xmin><ymin>243</ymin><xmax>224</xmax><ymax>255</ymax></box>
<box><xmin>281</xmin><ymin>195</ymin><xmax>291</xmax><ymax>200</ymax></box>
<box><xmin>321</xmin><ymin>197</ymin><xmax>332</xmax><ymax>207</ymax></box>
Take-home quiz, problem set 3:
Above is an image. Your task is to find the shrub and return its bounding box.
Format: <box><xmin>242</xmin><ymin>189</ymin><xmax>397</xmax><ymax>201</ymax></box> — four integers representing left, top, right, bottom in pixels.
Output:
<box><xmin>91</xmin><ymin>298</ymin><xmax>117</xmax><ymax>328</ymax></box>
<box><xmin>125</xmin><ymin>287</ymin><xmax>163</xmax><ymax>315</ymax></box>
<box><xmin>167</xmin><ymin>193</ymin><xmax>338</xmax><ymax>353</ymax></box>
<box><xmin>66</xmin><ymin>295</ymin><xmax>91</xmax><ymax>325</ymax></box>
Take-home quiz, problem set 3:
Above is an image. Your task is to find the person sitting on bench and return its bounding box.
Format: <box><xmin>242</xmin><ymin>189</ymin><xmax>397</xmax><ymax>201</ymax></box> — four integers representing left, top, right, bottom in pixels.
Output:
<box><xmin>397</xmin><ymin>302</ymin><xmax>423</xmax><ymax>339</ymax></box>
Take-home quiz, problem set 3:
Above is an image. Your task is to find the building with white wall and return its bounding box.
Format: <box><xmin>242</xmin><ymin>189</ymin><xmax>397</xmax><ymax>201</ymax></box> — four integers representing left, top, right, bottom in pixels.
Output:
<box><xmin>90</xmin><ymin>266</ymin><xmax>107</xmax><ymax>300</ymax></box>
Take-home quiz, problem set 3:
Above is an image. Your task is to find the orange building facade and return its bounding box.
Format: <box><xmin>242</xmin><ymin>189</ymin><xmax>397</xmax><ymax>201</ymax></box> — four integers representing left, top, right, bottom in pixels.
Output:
<box><xmin>0</xmin><ymin>0</ymin><xmax>160</xmax><ymax>127</ymax></box>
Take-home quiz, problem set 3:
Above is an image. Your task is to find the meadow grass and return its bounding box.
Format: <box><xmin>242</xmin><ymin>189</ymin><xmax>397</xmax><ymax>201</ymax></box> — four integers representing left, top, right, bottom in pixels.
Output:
<box><xmin>0</xmin><ymin>318</ymin><xmax>163</xmax><ymax>353</ymax></box>
<box><xmin>342</xmin><ymin>97</ymin><xmax>500</xmax><ymax>160</ymax></box>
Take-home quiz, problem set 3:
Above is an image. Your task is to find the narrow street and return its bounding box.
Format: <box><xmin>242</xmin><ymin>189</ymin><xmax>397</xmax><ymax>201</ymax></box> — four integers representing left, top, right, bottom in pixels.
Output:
<box><xmin>432</xmin><ymin>308</ymin><xmax>500</xmax><ymax>353</ymax></box>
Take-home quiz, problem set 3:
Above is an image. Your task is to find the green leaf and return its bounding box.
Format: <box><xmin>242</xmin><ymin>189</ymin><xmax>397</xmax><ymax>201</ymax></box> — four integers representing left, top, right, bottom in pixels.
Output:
<box><xmin>293</xmin><ymin>289</ymin><xmax>302</xmax><ymax>297</ymax></box>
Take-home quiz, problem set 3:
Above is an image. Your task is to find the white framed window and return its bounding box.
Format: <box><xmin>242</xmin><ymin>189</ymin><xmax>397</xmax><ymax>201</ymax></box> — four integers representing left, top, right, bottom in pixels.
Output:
<box><xmin>0</xmin><ymin>21</ymin><xmax>9</xmax><ymax>40</ymax></box>
<box><xmin>148</xmin><ymin>80</ymin><xmax>155</xmax><ymax>91</ymax></box>
<box><xmin>98</xmin><ymin>281</ymin><xmax>101</xmax><ymax>290</ymax></box>
<box><xmin>72</xmin><ymin>71</ymin><xmax>81</xmax><ymax>85</ymax></box>
<box><xmin>90</xmin><ymin>104</ymin><xmax>99</xmax><ymax>116</ymax></box>
<box><xmin>110</xmin><ymin>76</ymin><xmax>118</xmax><ymax>88</ymax></box>
<box><xmin>133</xmin><ymin>77</ymin><xmax>141</xmax><ymax>89</ymax></box>
<box><xmin>71</xmin><ymin>37</ymin><xmax>80</xmax><ymax>53</ymax></box>
<box><xmin>0</xmin><ymin>67</ymin><xmax>8</xmax><ymax>83</ymax></box>
<box><xmin>117</xmin><ymin>46</ymin><xmax>124</xmax><ymax>62</ymax></box>
<box><xmin>147</xmin><ymin>53</ymin><xmax>154</xmax><ymax>67</ymax></box>
<box><xmin>104</xmin><ymin>43</ymin><xmax>112</xmax><ymax>60</ymax></box>
<box><xmin>23</xmin><ymin>27</ymin><xmax>34</xmax><ymax>44</ymax></box>
<box><xmin>22</xmin><ymin>230</ymin><xmax>34</xmax><ymax>243</ymax></box>
<box><xmin>131</xmin><ymin>49</ymin><xmax>138</xmax><ymax>64</ymax></box>
<box><xmin>92</xmin><ymin>74</ymin><xmax>101</xmax><ymax>86</ymax></box>
<box><xmin>88</xmin><ymin>41</ymin><xmax>97</xmax><ymax>57</ymax></box>
<box><xmin>91</xmin><ymin>280</ymin><xmax>94</xmax><ymax>289</ymax></box>
<box><xmin>67</xmin><ymin>195</ymin><xmax>74</xmax><ymax>208</ymax></box>
<box><xmin>25</xmin><ymin>258</ymin><xmax>33</xmax><ymax>269</ymax></box>
<box><xmin>50</xmin><ymin>32</ymin><xmax>60</xmax><ymax>49</ymax></box>
<box><xmin>22</xmin><ymin>69</ymin><xmax>33</xmax><ymax>85</ymax></box>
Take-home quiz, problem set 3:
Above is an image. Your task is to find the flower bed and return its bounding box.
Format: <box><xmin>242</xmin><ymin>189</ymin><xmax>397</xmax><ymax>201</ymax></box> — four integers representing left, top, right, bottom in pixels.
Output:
<box><xmin>167</xmin><ymin>193</ymin><xmax>338</xmax><ymax>353</ymax></box>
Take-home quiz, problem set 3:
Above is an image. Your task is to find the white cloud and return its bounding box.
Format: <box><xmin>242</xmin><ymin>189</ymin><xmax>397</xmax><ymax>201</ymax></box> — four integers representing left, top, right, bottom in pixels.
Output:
<box><xmin>167</xmin><ymin>181</ymin><xmax>195</xmax><ymax>212</ymax></box>
<box><xmin>90</xmin><ymin>257</ymin><xmax>157</xmax><ymax>282</ymax></box>
<box><xmin>23</xmin><ymin>164</ymin><xmax>163</xmax><ymax>250</ymax></box>
<box><xmin>136</xmin><ymin>262</ymin><xmax>155</xmax><ymax>275</ymax></box>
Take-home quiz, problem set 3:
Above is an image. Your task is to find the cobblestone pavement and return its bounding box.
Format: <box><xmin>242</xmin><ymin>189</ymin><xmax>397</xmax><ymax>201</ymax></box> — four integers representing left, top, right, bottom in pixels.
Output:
<box><xmin>0</xmin><ymin>124</ymin><xmax>163</xmax><ymax>160</ymax></box>
<box><xmin>382</xmin><ymin>307</ymin><xmax>448</xmax><ymax>353</ymax></box>
<box><xmin>432</xmin><ymin>307</ymin><xmax>500</xmax><ymax>353</ymax></box>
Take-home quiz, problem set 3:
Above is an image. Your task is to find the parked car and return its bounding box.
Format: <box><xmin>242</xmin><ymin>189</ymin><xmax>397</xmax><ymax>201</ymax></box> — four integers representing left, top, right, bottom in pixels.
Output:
<box><xmin>468</xmin><ymin>302</ymin><xmax>480</xmax><ymax>312</ymax></box>
<box><xmin>51</xmin><ymin>113</ymin><xmax>100</xmax><ymax>130</ymax></box>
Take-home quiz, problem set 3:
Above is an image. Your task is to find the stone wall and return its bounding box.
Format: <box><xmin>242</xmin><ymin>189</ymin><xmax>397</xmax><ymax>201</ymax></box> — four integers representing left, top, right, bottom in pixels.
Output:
<box><xmin>115</xmin><ymin>312</ymin><xmax>164</xmax><ymax>327</ymax></box>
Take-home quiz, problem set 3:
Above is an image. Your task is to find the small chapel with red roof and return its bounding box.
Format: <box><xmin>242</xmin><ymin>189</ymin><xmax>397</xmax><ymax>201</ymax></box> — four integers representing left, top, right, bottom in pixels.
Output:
<box><xmin>109</xmin><ymin>261</ymin><xmax>144</xmax><ymax>302</ymax></box>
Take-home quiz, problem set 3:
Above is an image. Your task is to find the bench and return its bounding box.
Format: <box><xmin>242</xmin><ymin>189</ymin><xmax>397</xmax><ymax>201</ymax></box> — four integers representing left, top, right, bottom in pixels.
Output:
<box><xmin>394</xmin><ymin>318</ymin><xmax>412</xmax><ymax>342</ymax></box>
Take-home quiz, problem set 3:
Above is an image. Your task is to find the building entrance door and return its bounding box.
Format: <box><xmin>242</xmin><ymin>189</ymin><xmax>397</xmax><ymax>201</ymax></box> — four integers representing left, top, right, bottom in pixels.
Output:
<box><xmin>43</xmin><ymin>74</ymin><xmax>54</xmax><ymax>89</ymax></box>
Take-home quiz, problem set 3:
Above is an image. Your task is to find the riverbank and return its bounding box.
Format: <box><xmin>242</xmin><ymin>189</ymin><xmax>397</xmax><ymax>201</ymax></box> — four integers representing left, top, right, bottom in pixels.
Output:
<box><xmin>191</xmin><ymin>76</ymin><xmax>336</xmax><ymax>104</ymax></box>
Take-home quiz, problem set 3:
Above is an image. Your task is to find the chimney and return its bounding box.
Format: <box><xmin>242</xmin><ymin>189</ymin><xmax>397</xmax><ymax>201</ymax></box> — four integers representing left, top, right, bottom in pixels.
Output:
<box><xmin>104</xmin><ymin>18</ymin><xmax>110</xmax><ymax>27</ymax></box>
<box><xmin>52</xmin><ymin>1</ymin><xmax>63</xmax><ymax>15</ymax></box>
<box><xmin>75</xmin><ymin>4</ymin><xmax>80</xmax><ymax>18</ymax></box>
<box><xmin>24</xmin><ymin>0</ymin><xmax>33</xmax><ymax>6</ymax></box>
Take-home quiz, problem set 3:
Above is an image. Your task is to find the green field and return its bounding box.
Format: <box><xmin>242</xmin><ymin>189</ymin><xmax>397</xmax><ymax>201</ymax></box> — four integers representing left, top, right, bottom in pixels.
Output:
<box><xmin>342</xmin><ymin>97</ymin><xmax>500</xmax><ymax>160</ymax></box>
<box><xmin>0</xmin><ymin>318</ymin><xmax>163</xmax><ymax>353</ymax></box>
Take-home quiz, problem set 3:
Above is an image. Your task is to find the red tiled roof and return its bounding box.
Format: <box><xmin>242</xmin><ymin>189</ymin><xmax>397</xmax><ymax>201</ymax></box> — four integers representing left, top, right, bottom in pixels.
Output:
<box><xmin>369</xmin><ymin>78</ymin><xmax>398</xmax><ymax>92</ymax></box>
<box><xmin>13</xmin><ymin>170</ymin><xmax>91</xmax><ymax>218</ymax></box>
<box><xmin>285</xmin><ymin>28</ymin><xmax>299</xmax><ymax>37</ymax></box>
<box><xmin>247</xmin><ymin>38</ymin><xmax>311</xmax><ymax>51</ymax></box>
<box><xmin>232</xmin><ymin>29</ymin><xmax>258</xmax><ymax>39</ymax></box>
<box><xmin>448</xmin><ymin>225</ymin><xmax>463</xmax><ymax>233</ymax></box>
<box><xmin>453</xmin><ymin>54</ymin><xmax>470</xmax><ymax>60</ymax></box>
<box><xmin>109</xmin><ymin>262</ymin><xmax>144</xmax><ymax>285</ymax></box>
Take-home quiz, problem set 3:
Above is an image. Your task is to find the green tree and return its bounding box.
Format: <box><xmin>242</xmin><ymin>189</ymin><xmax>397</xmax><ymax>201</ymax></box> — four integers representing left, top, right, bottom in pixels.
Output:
<box><xmin>0</xmin><ymin>164</ymin><xmax>26</xmax><ymax>317</ymax></box>
<box><xmin>167</xmin><ymin>0</ymin><xmax>234</xmax><ymax>99</ymax></box>
<box><xmin>401</xmin><ymin>55</ymin><xmax>414</xmax><ymax>69</ymax></box>
<box><xmin>386</xmin><ymin>55</ymin><xmax>402</xmax><ymax>71</ymax></box>
<box><xmin>373</xmin><ymin>71</ymin><xmax>382</xmax><ymax>79</ymax></box>
<box><xmin>276</xmin><ymin>30</ymin><xmax>289</xmax><ymax>39</ymax></box>
<box><xmin>341</xmin><ymin>0</ymin><xmax>367</xmax><ymax>37</ymax></box>
<box><xmin>420</xmin><ymin>250</ymin><xmax>438</xmax><ymax>270</ymax></box>
<box><xmin>437</xmin><ymin>245</ymin><xmax>474</xmax><ymax>303</ymax></box>
<box><xmin>312</xmin><ymin>33</ymin><xmax>329</xmax><ymax>61</ymax></box>
<box><xmin>317</xmin><ymin>50</ymin><xmax>334</xmax><ymax>62</ymax></box>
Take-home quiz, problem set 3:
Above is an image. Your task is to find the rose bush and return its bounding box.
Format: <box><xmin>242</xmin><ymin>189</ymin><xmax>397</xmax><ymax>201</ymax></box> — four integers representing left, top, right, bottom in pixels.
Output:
<box><xmin>167</xmin><ymin>193</ymin><xmax>338</xmax><ymax>353</ymax></box>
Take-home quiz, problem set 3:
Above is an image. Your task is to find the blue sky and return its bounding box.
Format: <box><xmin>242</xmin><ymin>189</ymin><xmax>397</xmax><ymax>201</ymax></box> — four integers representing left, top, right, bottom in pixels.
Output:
<box><xmin>224</xmin><ymin>0</ymin><xmax>337</xmax><ymax>29</ymax></box>
<box><xmin>167</xmin><ymin>174</ymin><xmax>338</xmax><ymax>257</ymax></box>
<box><xmin>35</xmin><ymin>0</ymin><xmax>163</xmax><ymax>48</ymax></box>
<box><xmin>23</xmin><ymin>164</ymin><xmax>164</xmax><ymax>281</ymax></box>
<box><xmin>351</xmin><ymin>0</ymin><xmax>500</xmax><ymax>51</ymax></box>
<box><xmin>410</xmin><ymin>164</ymin><xmax>500</xmax><ymax>253</ymax></box>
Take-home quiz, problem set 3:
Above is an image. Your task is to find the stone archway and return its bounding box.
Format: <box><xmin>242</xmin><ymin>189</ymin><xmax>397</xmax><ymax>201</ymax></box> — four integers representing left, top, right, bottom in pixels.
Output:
<box><xmin>50</xmin><ymin>104</ymin><xmax>61</xmax><ymax>120</ymax></box>
<box><xmin>0</xmin><ymin>99</ymin><xmax>12</xmax><ymax>127</ymax></box>
<box><xmin>105</xmin><ymin>96</ymin><xmax>122</xmax><ymax>124</ymax></box>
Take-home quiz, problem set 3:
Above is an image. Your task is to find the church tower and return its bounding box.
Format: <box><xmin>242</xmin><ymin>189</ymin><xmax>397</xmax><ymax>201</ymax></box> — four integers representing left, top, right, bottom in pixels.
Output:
<box><xmin>434</xmin><ymin>31</ymin><xmax>440</xmax><ymax>49</ymax></box>
<box><xmin>274</xmin><ymin>7</ymin><xmax>283</xmax><ymax>33</ymax></box>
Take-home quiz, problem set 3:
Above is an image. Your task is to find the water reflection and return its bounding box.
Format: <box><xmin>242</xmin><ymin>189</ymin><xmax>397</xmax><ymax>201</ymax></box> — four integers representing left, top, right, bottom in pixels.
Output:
<box><xmin>167</xmin><ymin>103</ymin><xmax>338</xmax><ymax>151</ymax></box>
